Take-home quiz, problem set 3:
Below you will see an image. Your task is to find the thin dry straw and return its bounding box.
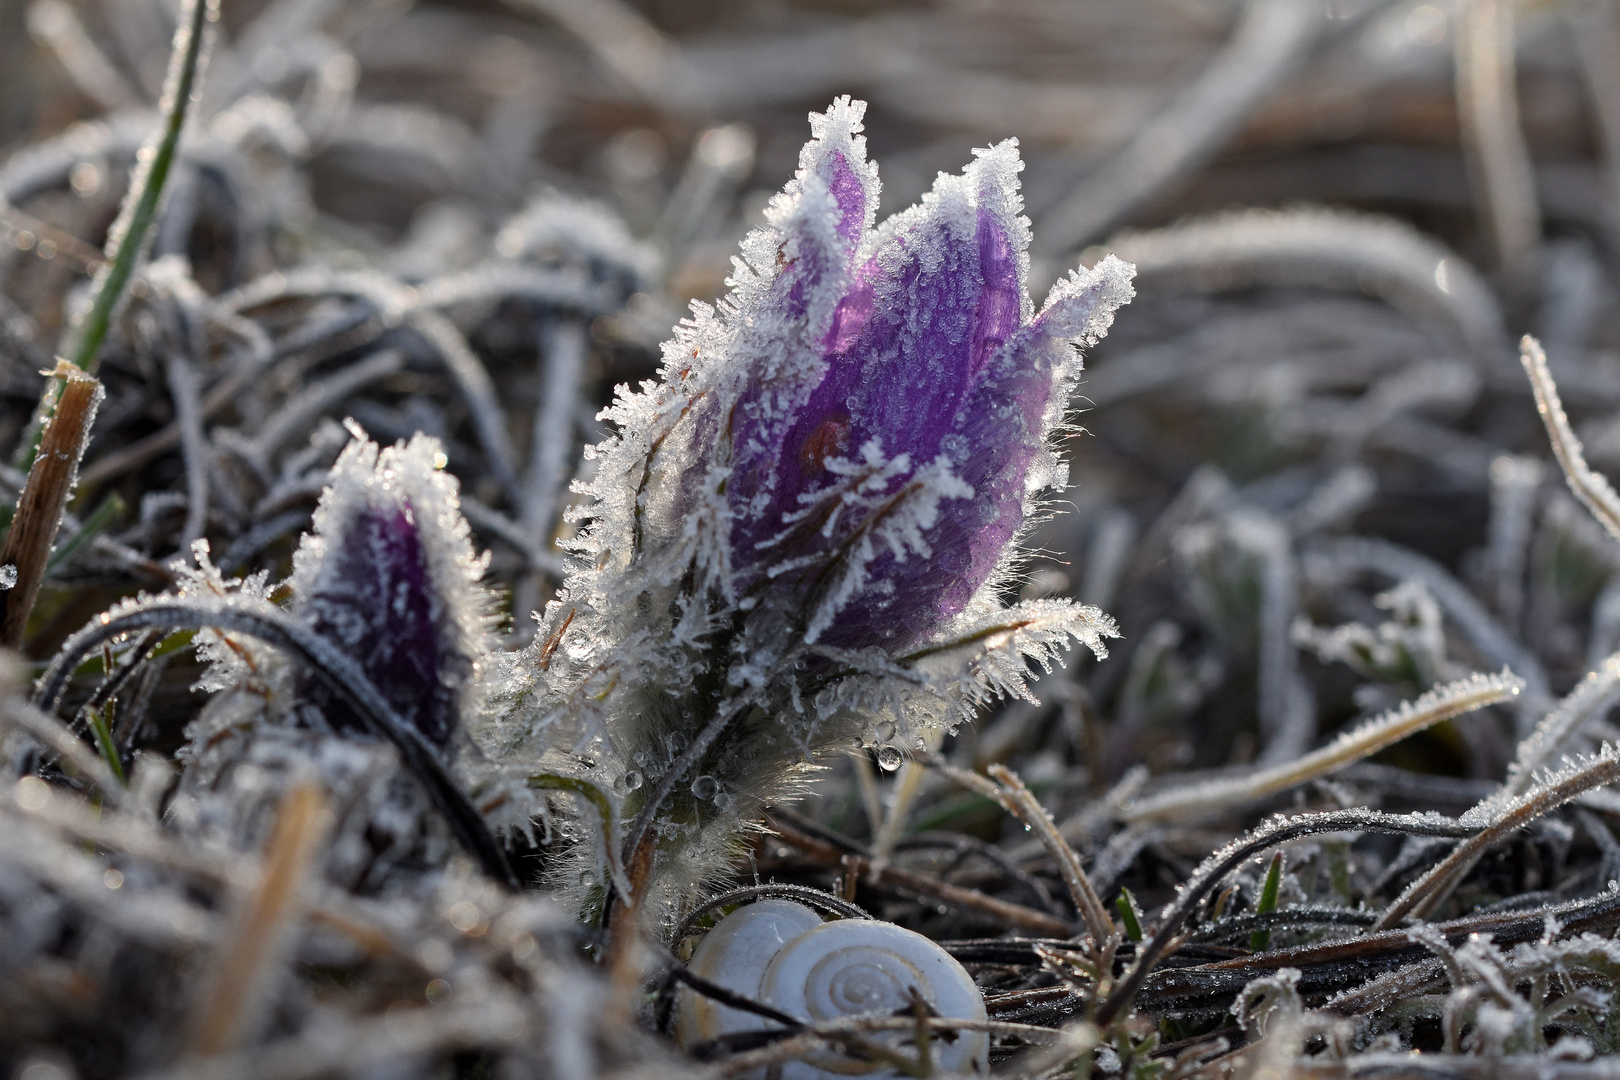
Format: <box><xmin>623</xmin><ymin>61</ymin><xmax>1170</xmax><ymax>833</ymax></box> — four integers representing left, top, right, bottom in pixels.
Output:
<box><xmin>238</xmin><ymin>348</ymin><xmax>406</xmax><ymax>472</ymax></box>
<box><xmin>523</xmin><ymin>320</ymin><xmax>587</xmax><ymax>539</ymax></box>
<box><xmin>166</xmin><ymin>352</ymin><xmax>208</xmax><ymax>557</ymax></box>
<box><xmin>1567</xmin><ymin>1</ymin><xmax>1620</xmax><ymax>252</ymax></box>
<box><xmin>1484</xmin><ymin>454</ymin><xmax>1544</xmax><ymax>627</ymax></box>
<box><xmin>1037</xmin><ymin>0</ymin><xmax>1325</xmax><ymax>253</ymax></box>
<box><xmin>218</xmin><ymin>270</ymin><xmax>528</xmax><ymax>501</ymax></box>
<box><xmin>766</xmin><ymin>811</ymin><xmax>1075</xmax><ymax>937</ymax></box>
<box><xmin>1120</xmin><ymin>670</ymin><xmax>1522</xmax><ymax>823</ymax></box>
<box><xmin>503</xmin><ymin>0</ymin><xmax>709</xmax><ymax>111</ymax></box>
<box><xmin>10</xmin><ymin>773</ymin><xmax>431</xmax><ymax>962</ymax></box>
<box><xmin>1505</xmin><ymin>652</ymin><xmax>1620</xmax><ymax>798</ymax></box>
<box><xmin>1094</xmin><ymin>807</ymin><xmax>1479</xmax><ymax>1028</ymax></box>
<box><xmin>1105</xmin><ymin>208</ymin><xmax>1506</xmax><ymax>355</ymax></box>
<box><xmin>1375</xmin><ymin>746</ymin><xmax>1620</xmax><ymax>928</ymax></box>
<box><xmin>1230</xmin><ymin>512</ymin><xmax>1310</xmax><ymax>765</ymax></box>
<box><xmin>1455</xmin><ymin>0</ymin><xmax>1541</xmax><ymax>282</ymax></box>
<box><xmin>707</xmin><ymin>1016</ymin><xmax>1068</xmax><ymax>1078</ymax></box>
<box><xmin>986</xmin><ymin>762</ymin><xmax>1113</xmax><ymax>950</ymax></box>
<box><xmin>140</xmin><ymin>999</ymin><xmax>534</xmax><ymax>1080</ymax></box>
<box><xmin>1305</xmin><ymin>534</ymin><xmax>1550</xmax><ymax>725</ymax></box>
<box><xmin>931</xmin><ymin>758</ymin><xmax>1113</xmax><ymax>947</ymax></box>
<box><xmin>26</xmin><ymin>0</ymin><xmax>141</xmax><ymax>112</ymax></box>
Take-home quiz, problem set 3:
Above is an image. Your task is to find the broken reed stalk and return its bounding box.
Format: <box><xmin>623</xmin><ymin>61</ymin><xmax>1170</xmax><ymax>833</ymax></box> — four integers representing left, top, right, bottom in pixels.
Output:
<box><xmin>0</xmin><ymin>364</ymin><xmax>103</xmax><ymax>648</ymax></box>
<box><xmin>189</xmin><ymin>781</ymin><xmax>332</xmax><ymax>1057</ymax></box>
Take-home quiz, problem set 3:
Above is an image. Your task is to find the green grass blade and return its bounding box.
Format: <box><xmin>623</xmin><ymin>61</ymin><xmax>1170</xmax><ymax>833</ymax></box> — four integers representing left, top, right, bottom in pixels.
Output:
<box><xmin>1116</xmin><ymin>888</ymin><xmax>1144</xmax><ymax>942</ymax></box>
<box><xmin>63</xmin><ymin>0</ymin><xmax>217</xmax><ymax>376</ymax></box>
<box><xmin>1249</xmin><ymin>851</ymin><xmax>1284</xmax><ymax>952</ymax></box>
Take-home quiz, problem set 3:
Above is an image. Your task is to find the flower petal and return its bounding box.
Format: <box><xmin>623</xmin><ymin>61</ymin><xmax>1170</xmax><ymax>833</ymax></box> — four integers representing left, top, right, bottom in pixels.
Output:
<box><xmin>732</xmin><ymin>142</ymin><xmax>1031</xmax><ymax>586</ymax></box>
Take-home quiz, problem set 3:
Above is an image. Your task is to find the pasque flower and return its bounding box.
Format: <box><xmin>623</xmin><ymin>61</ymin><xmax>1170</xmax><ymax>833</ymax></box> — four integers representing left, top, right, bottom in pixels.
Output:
<box><xmin>510</xmin><ymin>97</ymin><xmax>1135</xmax><ymax>918</ymax></box>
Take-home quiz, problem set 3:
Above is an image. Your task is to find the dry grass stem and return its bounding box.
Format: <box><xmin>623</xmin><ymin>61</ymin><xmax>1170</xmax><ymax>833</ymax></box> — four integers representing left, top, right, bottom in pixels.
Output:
<box><xmin>1521</xmin><ymin>335</ymin><xmax>1620</xmax><ymax>542</ymax></box>
<box><xmin>1377</xmin><ymin>750</ymin><xmax>1620</xmax><ymax>928</ymax></box>
<box><xmin>767</xmin><ymin>812</ymin><xmax>1078</xmax><ymax>937</ymax></box>
<box><xmin>985</xmin><ymin>762</ymin><xmax>1114</xmax><ymax>949</ymax></box>
<box><xmin>188</xmin><ymin>782</ymin><xmax>333</xmax><ymax>1057</ymax></box>
<box><xmin>1455</xmin><ymin>0</ymin><xmax>1541</xmax><ymax>282</ymax></box>
<box><xmin>1122</xmin><ymin>670</ymin><xmax>1523</xmax><ymax>822</ymax></box>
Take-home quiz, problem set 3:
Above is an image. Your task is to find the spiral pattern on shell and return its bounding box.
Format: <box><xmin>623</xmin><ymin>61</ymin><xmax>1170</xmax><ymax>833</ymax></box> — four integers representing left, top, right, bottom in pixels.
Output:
<box><xmin>676</xmin><ymin>899</ymin><xmax>988</xmax><ymax>1078</ymax></box>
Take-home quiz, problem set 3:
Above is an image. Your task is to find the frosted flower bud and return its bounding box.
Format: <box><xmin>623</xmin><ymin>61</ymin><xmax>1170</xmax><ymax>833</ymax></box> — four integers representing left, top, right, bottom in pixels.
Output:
<box><xmin>536</xmin><ymin>98</ymin><xmax>1130</xmax><ymax>917</ymax></box>
<box><xmin>290</xmin><ymin>433</ymin><xmax>495</xmax><ymax>750</ymax></box>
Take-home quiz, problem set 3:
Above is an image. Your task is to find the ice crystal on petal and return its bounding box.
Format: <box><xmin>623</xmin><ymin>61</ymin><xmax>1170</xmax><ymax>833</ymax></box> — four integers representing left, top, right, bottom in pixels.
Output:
<box><xmin>509</xmin><ymin>98</ymin><xmax>1133</xmax><ymax>917</ymax></box>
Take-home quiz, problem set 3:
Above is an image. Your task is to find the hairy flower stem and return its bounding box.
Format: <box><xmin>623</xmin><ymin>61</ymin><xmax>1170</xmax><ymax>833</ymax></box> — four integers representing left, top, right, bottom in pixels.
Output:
<box><xmin>528</xmin><ymin>774</ymin><xmax>629</xmax><ymax>897</ymax></box>
<box><xmin>616</xmin><ymin>702</ymin><xmax>745</xmax><ymax>887</ymax></box>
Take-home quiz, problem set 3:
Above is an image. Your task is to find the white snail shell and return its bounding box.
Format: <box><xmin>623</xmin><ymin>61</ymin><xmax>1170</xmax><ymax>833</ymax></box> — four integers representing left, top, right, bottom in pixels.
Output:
<box><xmin>677</xmin><ymin>900</ymin><xmax>988</xmax><ymax>1078</ymax></box>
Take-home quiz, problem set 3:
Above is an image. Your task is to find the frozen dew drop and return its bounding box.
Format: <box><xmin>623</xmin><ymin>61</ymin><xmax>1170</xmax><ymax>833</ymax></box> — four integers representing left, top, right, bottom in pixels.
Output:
<box><xmin>876</xmin><ymin>746</ymin><xmax>903</xmax><ymax>772</ymax></box>
<box><xmin>690</xmin><ymin>774</ymin><xmax>719</xmax><ymax>800</ymax></box>
<box><xmin>616</xmin><ymin>769</ymin><xmax>644</xmax><ymax>793</ymax></box>
<box><xmin>0</xmin><ymin>564</ymin><xmax>16</xmax><ymax>590</ymax></box>
<box><xmin>874</xmin><ymin>719</ymin><xmax>897</xmax><ymax>742</ymax></box>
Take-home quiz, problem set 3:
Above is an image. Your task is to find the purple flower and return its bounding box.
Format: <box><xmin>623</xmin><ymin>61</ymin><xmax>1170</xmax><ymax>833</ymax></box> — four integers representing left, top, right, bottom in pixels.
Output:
<box><xmin>290</xmin><ymin>433</ymin><xmax>494</xmax><ymax>750</ymax></box>
<box><xmin>533</xmin><ymin>98</ymin><xmax>1132</xmax><ymax>916</ymax></box>
<box><xmin>723</xmin><ymin>99</ymin><xmax>1135</xmax><ymax>650</ymax></box>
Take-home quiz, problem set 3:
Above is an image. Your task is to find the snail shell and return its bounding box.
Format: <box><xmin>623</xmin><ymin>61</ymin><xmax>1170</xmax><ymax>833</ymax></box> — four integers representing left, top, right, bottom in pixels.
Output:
<box><xmin>677</xmin><ymin>900</ymin><xmax>988</xmax><ymax>1078</ymax></box>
